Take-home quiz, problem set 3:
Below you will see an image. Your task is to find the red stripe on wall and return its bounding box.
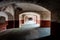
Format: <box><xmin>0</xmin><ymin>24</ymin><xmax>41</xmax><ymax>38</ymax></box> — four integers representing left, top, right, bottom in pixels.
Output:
<box><xmin>19</xmin><ymin>20</ymin><xmax>51</xmax><ymax>27</ymax></box>
<box><xmin>41</xmin><ymin>20</ymin><xmax>51</xmax><ymax>27</ymax></box>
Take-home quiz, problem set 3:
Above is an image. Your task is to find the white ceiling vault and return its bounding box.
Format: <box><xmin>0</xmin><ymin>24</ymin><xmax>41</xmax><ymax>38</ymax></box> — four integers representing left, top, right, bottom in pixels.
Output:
<box><xmin>0</xmin><ymin>1</ymin><xmax>50</xmax><ymax>12</ymax></box>
<box><xmin>0</xmin><ymin>1</ymin><xmax>51</xmax><ymax>21</ymax></box>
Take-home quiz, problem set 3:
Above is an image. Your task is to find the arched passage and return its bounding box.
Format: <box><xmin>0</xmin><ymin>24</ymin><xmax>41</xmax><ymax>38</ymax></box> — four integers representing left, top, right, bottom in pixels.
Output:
<box><xmin>19</xmin><ymin>12</ymin><xmax>40</xmax><ymax>27</ymax></box>
<box><xmin>0</xmin><ymin>2</ymin><xmax>51</xmax><ymax>28</ymax></box>
<box><xmin>0</xmin><ymin>2</ymin><xmax>51</xmax><ymax>38</ymax></box>
<box><xmin>0</xmin><ymin>11</ymin><xmax>8</xmax><ymax>30</ymax></box>
<box><xmin>14</xmin><ymin>2</ymin><xmax>51</xmax><ymax>28</ymax></box>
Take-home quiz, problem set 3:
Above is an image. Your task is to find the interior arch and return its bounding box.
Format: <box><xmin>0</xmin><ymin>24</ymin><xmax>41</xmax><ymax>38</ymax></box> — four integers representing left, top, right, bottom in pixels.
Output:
<box><xmin>19</xmin><ymin>12</ymin><xmax>40</xmax><ymax>27</ymax></box>
<box><xmin>0</xmin><ymin>11</ymin><xmax>8</xmax><ymax>30</ymax></box>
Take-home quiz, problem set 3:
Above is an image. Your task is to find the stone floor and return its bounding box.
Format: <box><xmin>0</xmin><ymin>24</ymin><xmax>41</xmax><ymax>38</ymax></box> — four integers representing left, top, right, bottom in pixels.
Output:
<box><xmin>0</xmin><ymin>27</ymin><xmax>50</xmax><ymax>40</ymax></box>
<box><xmin>25</xmin><ymin>28</ymin><xmax>50</xmax><ymax>40</ymax></box>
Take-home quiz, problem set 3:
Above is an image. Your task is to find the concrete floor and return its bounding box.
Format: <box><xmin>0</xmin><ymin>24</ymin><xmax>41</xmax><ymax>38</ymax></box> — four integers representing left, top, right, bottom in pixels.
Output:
<box><xmin>0</xmin><ymin>27</ymin><xmax>50</xmax><ymax>40</ymax></box>
<box><xmin>25</xmin><ymin>28</ymin><xmax>50</xmax><ymax>40</ymax></box>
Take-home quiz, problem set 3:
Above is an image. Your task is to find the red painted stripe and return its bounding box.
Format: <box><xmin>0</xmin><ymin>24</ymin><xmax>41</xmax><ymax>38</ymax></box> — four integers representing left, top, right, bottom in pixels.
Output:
<box><xmin>19</xmin><ymin>20</ymin><xmax>51</xmax><ymax>27</ymax></box>
<box><xmin>41</xmin><ymin>20</ymin><xmax>51</xmax><ymax>27</ymax></box>
<box><xmin>0</xmin><ymin>20</ymin><xmax>50</xmax><ymax>30</ymax></box>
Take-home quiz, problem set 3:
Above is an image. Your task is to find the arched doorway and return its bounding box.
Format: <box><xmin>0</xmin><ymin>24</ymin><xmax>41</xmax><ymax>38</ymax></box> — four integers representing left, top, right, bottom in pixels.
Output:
<box><xmin>19</xmin><ymin>12</ymin><xmax>40</xmax><ymax>28</ymax></box>
<box><xmin>0</xmin><ymin>12</ymin><xmax>8</xmax><ymax>30</ymax></box>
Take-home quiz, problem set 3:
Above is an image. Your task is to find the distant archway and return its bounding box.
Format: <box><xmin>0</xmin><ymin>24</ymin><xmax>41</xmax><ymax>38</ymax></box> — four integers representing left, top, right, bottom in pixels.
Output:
<box><xmin>19</xmin><ymin>12</ymin><xmax>40</xmax><ymax>27</ymax></box>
